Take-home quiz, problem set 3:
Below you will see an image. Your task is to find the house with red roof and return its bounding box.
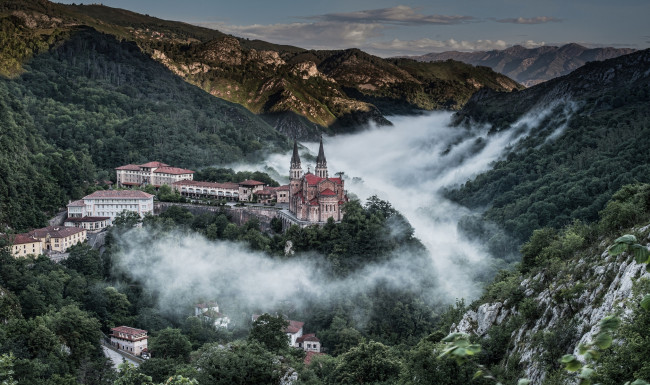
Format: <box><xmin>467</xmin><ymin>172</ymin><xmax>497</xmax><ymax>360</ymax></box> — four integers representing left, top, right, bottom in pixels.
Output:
<box><xmin>297</xmin><ymin>333</ymin><xmax>321</xmax><ymax>353</ymax></box>
<box><xmin>284</xmin><ymin>138</ymin><xmax>348</xmax><ymax>227</ymax></box>
<box><xmin>115</xmin><ymin>161</ymin><xmax>194</xmax><ymax>188</ymax></box>
<box><xmin>1</xmin><ymin>233</ymin><xmax>43</xmax><ymax>258</ymax></box>
<box><xmin>110</xmin><ymin>326</ymin><xmax>148</xmax><ymax>357</ymax></box>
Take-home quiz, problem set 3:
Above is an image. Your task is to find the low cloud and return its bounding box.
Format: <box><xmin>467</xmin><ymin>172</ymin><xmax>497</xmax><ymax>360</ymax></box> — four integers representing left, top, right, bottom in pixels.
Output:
<box><xmin>198</xmin><ymin>21</ymin><xmax>384</xmax><ymax>49</ymax></box>
<box><xmin>495</xmin><ymin>16</ymin><xmax>562</xmax><ymax>24</ymax></box>
<box><xmin>115</xmin><ymin>229</ymin><xmax>443</xmax><ymax>321</ymax></box>
<box><xmin>309</xmin><ymin>6</ymin><xmax>475</xmax><ymax>25</ymax></box>
<box><xmin>367</xmin><ymin>38</ymin><xmax>547</xmax><ymax>54</ymax></box>
<box><xmin>370</xmin><ymin>38</ymin><xmax>508</xmax><ymax>52</ymax></box>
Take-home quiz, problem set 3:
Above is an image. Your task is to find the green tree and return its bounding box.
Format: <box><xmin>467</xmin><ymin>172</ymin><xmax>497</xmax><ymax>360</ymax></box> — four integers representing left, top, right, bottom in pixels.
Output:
<box><xmin>334</xmin><ymin>340</ymin><xmax>401</xmax><ymax>384</ymax></box>
<box><xmin>46</xmin><ymin>305</ymin><xmax>102</xmax><ymax>365</ymax></box>
<box><xmin>248</xmin><ymin>314</ymin><xmax>289</xmax><ymax>353</ymax></box>
<box><xmin>113</xmin><ymin>211</ymin><xmax>142</xmax><ymax>228</ymax></box>
<box><xmin>113</xmin><ymin>363</ymin><xmax>153</xmax><ymax>385</ymax></box>
<box><xmin>63</xmin><ymin>244</ymin><xmax>103</xmax><ymax>279</ymax></box>
<box><xmin>193</xmin><ymin>340</ymin><xmax>281</xmax><ymax>385</ymax></box>
<box><xmin>150</xmin><ymin>328</ymin><xmax>192</xmax><ymax>362</ymax></box>
<box><xmin>0</xmin><ymin>353</ymin><xmax>17</xmax><ymax>385</ymax></box>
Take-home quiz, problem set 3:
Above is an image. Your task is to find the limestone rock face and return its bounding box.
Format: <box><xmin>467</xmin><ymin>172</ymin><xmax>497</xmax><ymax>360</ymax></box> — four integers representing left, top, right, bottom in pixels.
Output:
<box><xmin>452</xmin><ymin>239</ymin><xmax>650</xmax><ymax>384</ymax></box>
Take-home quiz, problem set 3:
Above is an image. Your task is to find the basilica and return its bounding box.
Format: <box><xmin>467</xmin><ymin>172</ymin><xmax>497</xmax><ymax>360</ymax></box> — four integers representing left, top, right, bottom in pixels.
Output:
<box><xmin>288</xmin><ymin>138</ymin><xmax>347</xmax><ymax>223</ymax></box>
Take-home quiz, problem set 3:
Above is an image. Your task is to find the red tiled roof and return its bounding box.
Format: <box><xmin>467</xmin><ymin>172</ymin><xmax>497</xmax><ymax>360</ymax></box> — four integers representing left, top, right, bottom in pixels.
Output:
<box><xmin>320</xmin><ymin>188</ymin><xmax>336</xmax><ymax>196</ymax></box>
<box><xmin>111</xmin><ymin>326</ymin><xmax>148</xmax><ymax>341</ymax></box>
<box><xmin>29</xmin><ymin>226</ymin><xmax>86</xmax><ymax>239</ymax></box>
<box><xmin>84</xmin><ymin>190</ymin><xmax>154</xmax><ymax>199</ymax></box>
<box><xmin>304</xmin><ymin>173</ymin><xmax>323</xmax><ymax>185</ymax></box>
<box><xmin>173</xmin><ymin>180</ymin><xmax>240</xmax><ymax>189</ymax></box>
<box><xmin>154</xmin><ymin>166</ymin><xmax>194</xmax><ymax>175</ymax></box>
<box><xmin>115</xmin><ymin>164</ymin><xmax>141</xmax><ymax>171</ymax></box>
<box><xmin>112</xmin><ymin>326</ymin><xmax>147</xmax><ymax>335</ymax></box>
<box><xmin>297</xmin><ymin>333</ymin><xmax>320</xmax><ymax>343</ymax></box>
<box><xmin>67</xmin><ymin>200</ymin><xmax>85</xmax><ymax>207</ymax></box>
<box><xmin>64</xmin><ymin>217</ymin><xmax>110</xmax><ymax>223</ymax></box>
<box><xmin>327</xmin><ymin>177</ymin><xmax>342</xmax><ymax>184</ymax></box>
<box><xmin>309</xmin><ymin>198</ymin><xmax>319</xmax><ymax>206</ymax></box>
<box><xmin>286</xmin><ymin>320</ymin><xmax>304</xmax><ymax>334</ymax></box>
<box><xmin>139</xmin><ymin>161</ymin><xmax>169</xmax><ymax>168</ymax></box>
<box><xmin>304</xmin><ymin>351</ymin><xmax>324</xmax><ymax>365</ymax></box>
<box><xmin>195</xmin><ymin>301</ymin><xmax>218</xmax><ymax>309</ymax></box>
<box><xmin>6</xmin><ymin>233</ymin><xmax>40</xmax><ymax>245</ymax></box>
<box><xmin>203</xmin><ymin>309</ymin><xmax>225</xmax><ymax>318</ymax></box>
<box><xmin>275</xmin><ymin>185</ymin><xmax>290</xmax><ymax>191</ymax></box>
<box><xmin>257</xmin><ymin>189</ymin><xmax>275</xmax><ymax>196</ymax></box>
<box><xmin>239</xmin><ymin>179</ymin><xmax>265</xmax><ymax>186</ymax></box>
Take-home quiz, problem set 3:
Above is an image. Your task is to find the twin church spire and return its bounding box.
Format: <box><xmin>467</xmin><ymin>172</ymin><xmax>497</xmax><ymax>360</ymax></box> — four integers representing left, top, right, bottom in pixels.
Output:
<box><xmin>290</xmin><ymin>136</ymin><xmax>328</xmax><ymax>180</ymax></box>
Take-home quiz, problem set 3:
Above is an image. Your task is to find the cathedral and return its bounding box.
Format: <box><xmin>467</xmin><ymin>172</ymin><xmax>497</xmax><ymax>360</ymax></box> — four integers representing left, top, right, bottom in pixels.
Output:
<box><xmin>288</xmin><ymin>138</ymin><xmax>347</xmax><ymax>223</ymax></box>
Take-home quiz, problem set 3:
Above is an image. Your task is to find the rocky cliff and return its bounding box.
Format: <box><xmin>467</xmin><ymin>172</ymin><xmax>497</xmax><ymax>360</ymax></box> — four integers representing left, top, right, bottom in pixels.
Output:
<box><xmin>454</xmin><ymin>240</ymin><xmax>649</xmax><ymax>383</ymax></box>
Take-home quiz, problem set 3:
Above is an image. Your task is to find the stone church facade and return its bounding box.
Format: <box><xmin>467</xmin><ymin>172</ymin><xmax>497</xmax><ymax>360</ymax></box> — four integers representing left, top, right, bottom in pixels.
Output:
<box><xmin>288</xmin><ymin>138</ymin><xmax>347</xmax><ymax>223</ymax></box>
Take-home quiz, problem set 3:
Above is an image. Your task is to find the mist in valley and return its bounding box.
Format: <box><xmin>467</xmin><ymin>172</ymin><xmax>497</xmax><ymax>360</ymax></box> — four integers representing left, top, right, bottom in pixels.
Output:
<box><xmin>114</xmin><ymin>104</ymin><xmax>575</xmax><ymax>322</ymax></box>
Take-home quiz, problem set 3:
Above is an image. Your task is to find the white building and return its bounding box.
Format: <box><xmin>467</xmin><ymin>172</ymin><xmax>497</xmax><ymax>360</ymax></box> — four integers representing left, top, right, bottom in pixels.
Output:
<box><xmin>172</xmin><ymin>179</ymin><xmax>267</xmax><ymax>202</ymax></box>
<box><xmin>286</xmin><ymin>320</ymin><xmax>305</xmax><ymax>348</ymax></box>
<box><xmin>66</xmin><ymin>190</ymin><xmax>154</xmax><ymax>224</ymax></box>
<box><xmin>110</xmin><ymin>326</ymin><xmax>148</xmax><ymax>357</ymax></box>
<box><xmin>116</xmin><ymin>161</ymin><xmax>194</xmax><ymax>188</ymax></box>
<box><xmin>297</xmin><ymin>334</ymin><xmax>321</xmax><ymax>353</ymax></box>
<box><xmin>195</xmin><ymin>302</ymin><xmax>230</xmax><ymax>328</ymax></box>
<box><xmin>173</xmin><ymin>181</ymin><xmax>241</xmax><ymax>201</ymax></box>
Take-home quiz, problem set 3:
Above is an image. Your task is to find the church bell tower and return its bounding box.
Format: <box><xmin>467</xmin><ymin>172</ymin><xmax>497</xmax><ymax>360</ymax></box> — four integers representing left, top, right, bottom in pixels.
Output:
<box><xmin>315</xmin><ymin>136</ymin><xmax>328</xmax><ymax>178</ymax></box>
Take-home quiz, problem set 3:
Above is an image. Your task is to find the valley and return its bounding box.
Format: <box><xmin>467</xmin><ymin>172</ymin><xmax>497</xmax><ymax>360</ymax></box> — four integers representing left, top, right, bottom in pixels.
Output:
<box><xmin>1</xmin><ymin>0</ymin><xmax>650</xmax><ymax>384</ymax></box>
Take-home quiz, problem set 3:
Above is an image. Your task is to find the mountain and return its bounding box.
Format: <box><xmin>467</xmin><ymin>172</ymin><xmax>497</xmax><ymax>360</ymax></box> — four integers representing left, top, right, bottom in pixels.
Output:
<box><xmin>451</xmin><ymin>184</ymin><xmax>650</xmax><ymax>384</ymax></box>
<box><xmin>447</xmin><ymin>49</ymin><xmax>650</xmax><ymax>244</ymax></box>
<box><xmin>0</xmin><ymin>14</ymin><xmax>288</xmax><ymax>230</ymax></box>
<box><xmin>406</xmin><ymin>44</ymin><xmax>636</xmax><ymax>87</ymax></box>
<box><xmin>452</xmin><ymin>184</ymin><xmax>650</xmax><ymax>385</ymax></box>
<box><xmin>0</xmin><ymin>0</ymin><xmax>522</xmax><ymax>139</ymax></box>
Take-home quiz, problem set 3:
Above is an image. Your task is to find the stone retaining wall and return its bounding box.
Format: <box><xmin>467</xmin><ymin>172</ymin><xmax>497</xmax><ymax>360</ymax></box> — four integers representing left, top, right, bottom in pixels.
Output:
<box><xmin>154</xmin><ymin>202</ymin><xmax>281</xmax><ymax>232</ymax></box>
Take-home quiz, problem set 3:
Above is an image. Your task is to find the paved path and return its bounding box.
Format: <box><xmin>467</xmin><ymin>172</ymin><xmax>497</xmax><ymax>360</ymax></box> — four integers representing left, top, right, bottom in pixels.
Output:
<box><xmin>102</xmin><ymin>345</ymin><xmax>140</xmax><ymax>369</ymax></box>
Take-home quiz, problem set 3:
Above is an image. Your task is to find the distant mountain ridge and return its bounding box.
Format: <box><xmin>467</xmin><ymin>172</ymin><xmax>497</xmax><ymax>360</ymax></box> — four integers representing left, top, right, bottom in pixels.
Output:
<box><xmin>0</xmin><ymin>0</ymin><xmax>522</xmax><ymax>139</ymax></box>
<box><xmin>405</xmin><ymin>44</ymin><xmax>636</xmax><ymax>87</ymax></box>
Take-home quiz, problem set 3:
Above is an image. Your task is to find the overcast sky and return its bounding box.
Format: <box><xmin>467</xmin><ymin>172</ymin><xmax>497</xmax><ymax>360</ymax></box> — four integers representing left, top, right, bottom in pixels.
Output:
<box><xmin>58</xmin><ymin>0</ymin><xmax>649</xmax><ymax>56</ymax></box>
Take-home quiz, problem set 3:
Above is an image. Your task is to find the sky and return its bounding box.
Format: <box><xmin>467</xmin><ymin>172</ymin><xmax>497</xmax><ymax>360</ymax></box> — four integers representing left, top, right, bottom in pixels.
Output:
<box><xmin>58</xmin><ymin>0</ymin><xmax>649</xmax><ymax>57</ymax></box>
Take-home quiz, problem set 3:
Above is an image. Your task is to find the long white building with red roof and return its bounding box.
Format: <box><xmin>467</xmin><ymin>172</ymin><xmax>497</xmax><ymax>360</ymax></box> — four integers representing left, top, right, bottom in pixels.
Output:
<box><xmin>66</xmin><ymin>190</ymin><xmax>154</xmax><ymax>225</ymax></box>
<box><xmin>171</xmin><ymin>179</ymin><xmax>268</xmax><ymax>202</ymax></box>
<box><xmin>286</xmin><ymin>138</ymin><xmax>347</xmax><ymax>224</ymax></box>
<box><xmin>115</xmin><ymin>161</ymin><xmax>194</xmax><ymax>188</ymax></box>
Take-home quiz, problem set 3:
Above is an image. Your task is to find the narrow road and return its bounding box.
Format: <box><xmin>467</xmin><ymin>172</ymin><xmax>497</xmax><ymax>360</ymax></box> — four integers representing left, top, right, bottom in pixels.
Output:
<box><xmin>102</xmin><ymin>345</ymin><xmax>140</xmax><ymax>369</ymax></box>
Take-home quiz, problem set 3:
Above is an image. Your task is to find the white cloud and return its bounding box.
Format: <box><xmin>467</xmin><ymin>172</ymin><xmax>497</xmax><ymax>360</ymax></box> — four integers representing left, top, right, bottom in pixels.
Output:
<box><xmin>495</xmin><ymin>16</ymin><xmax>562</xmax><ymax>24</ymax></box>
<box><xmin>198</xmin><ymin>21</ymin><xmax>385</xmax><ymax>49</ymax></box>
<box><xmin>367</xmin><ymin>38</ymin><xmax>549</xmax><ymax>54</ymax></box>
<box><xmin>310</xmin><ymin>5</ymin><xmax>475</xmax><ymax>25</ymax></box>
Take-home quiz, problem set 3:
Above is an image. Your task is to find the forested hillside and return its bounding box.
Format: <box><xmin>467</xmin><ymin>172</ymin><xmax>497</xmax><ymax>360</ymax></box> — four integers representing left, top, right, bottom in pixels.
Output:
<box><xmin>446</xmin><ymin>183</ymin><xmax>650</xmax><ymax>384</ymax></box>
<box><xmin>0</xmin><ymin>197</ymin><xmax>446</xmax><ymax>384</ymax></box>
<box><xmin>448</xmin><ymin>49</ymin><xmax>650</xmax><ymax>243</ymax></box>
<box><xmin>0</xmin><ymin>17</ymin><xmax>288</xmax><ymax>230</ymax></box>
